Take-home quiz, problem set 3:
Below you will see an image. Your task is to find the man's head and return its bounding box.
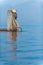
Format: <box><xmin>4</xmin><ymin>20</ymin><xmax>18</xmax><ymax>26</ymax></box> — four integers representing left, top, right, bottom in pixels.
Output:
<box><xmin>11</xmin><ymin>10</ymin><xmax>17</xmax><ymax>19</ymax></box>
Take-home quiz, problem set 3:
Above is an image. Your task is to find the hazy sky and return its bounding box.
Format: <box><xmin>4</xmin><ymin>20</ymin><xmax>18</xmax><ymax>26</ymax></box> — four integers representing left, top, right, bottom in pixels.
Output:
<box><xmin>0</xmin><ymin>0</ymin><xmax>42</xmax><ymax>27</ymax></box>
<box><xmin>0</xmin><ymin>0</ymin><xmax>42</xmax><ymax>5</ymax></box>
<box><xmin>0</xmin><ymin>0</ymin><xmax>29</xmax><ymax>5</ymax></box>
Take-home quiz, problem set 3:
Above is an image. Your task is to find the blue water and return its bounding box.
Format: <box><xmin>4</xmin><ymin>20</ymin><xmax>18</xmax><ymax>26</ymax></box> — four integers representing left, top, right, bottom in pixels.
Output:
<box><xmin>0</xmin><ymin>24</ymin><xmax>42</xmax><ymax>65</ymax></box>
<box><xmin>0</xmin><ymin>0</ymin><xmax>43</xmax><ymax>65</ymax></box>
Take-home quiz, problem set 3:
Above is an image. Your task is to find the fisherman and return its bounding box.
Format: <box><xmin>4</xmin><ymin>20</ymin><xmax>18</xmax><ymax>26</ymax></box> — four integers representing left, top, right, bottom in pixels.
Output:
<box><xmin>7</xmin><ymin>10</ymin><xmax>18</xmax><ymax>31</ymax></box>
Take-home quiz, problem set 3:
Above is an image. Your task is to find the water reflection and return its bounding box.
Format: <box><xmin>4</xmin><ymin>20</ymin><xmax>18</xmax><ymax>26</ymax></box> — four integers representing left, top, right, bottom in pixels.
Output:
<box><xmin>0</xmin><ymin>32</ymin><xmax>17</xmax><ymax>65</ymax></box>
<box><xmin>7</xmin><ymin>32</ymin><xmax>17</xmax><ymax>41</ymax></box>
<box><xmin>6</xmin><ymin>32</ymin><xmax>17</xmax><ymax>64</ymax></box>
<box><xmin>6</xmin><ymin>42</ymin><xmax>17</xmax><ymax>62</ymax></box>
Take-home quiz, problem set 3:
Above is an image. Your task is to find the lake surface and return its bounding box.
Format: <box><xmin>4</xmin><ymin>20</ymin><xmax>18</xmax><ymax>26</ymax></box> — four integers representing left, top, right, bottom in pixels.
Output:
<box><xmin>0</xmin><ymin>23</ymin><xmax>42</xmax><ymax>65</ymax></box>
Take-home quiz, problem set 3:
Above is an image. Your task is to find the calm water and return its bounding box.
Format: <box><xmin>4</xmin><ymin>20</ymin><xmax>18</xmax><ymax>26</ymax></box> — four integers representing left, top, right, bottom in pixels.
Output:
<box><xmin>0</xmin><ymin>24</ymin><xmax>42</xmax><ymax>65</ymax></box>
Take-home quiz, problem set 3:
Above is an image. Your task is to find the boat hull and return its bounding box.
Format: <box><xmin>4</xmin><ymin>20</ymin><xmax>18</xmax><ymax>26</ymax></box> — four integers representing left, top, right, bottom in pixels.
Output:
<box><xmin>0</xmin><ymin>28</ymin><xmax>17</xmax><ymax>32</ymax></box>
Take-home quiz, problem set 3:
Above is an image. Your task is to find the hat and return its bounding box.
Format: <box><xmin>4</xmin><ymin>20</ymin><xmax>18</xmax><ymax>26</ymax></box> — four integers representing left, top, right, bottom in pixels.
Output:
<box><xmin>11</xmin><ymin>10</ymin><xmax>17</xmax><ymax>13</ymax></box>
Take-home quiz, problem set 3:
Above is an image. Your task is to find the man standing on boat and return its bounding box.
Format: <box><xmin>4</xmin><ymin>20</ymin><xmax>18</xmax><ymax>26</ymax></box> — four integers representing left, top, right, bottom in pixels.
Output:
<box><xmin>7</xmin><ymin>10</ymin><xmax>18</xmax><ymax>31</ymax></box>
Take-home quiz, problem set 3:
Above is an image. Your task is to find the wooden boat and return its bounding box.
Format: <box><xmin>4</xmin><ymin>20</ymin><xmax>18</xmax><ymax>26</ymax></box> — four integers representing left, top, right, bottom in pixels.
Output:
<box><xmin>0</xmin><ymin>27</ymin><xmax>22</xmax><ymax>32</ymax></box>
<box><xmin>0</xmin><ymin>28</ymin><xmax>17</xmax><ymax>32</ymax></box>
